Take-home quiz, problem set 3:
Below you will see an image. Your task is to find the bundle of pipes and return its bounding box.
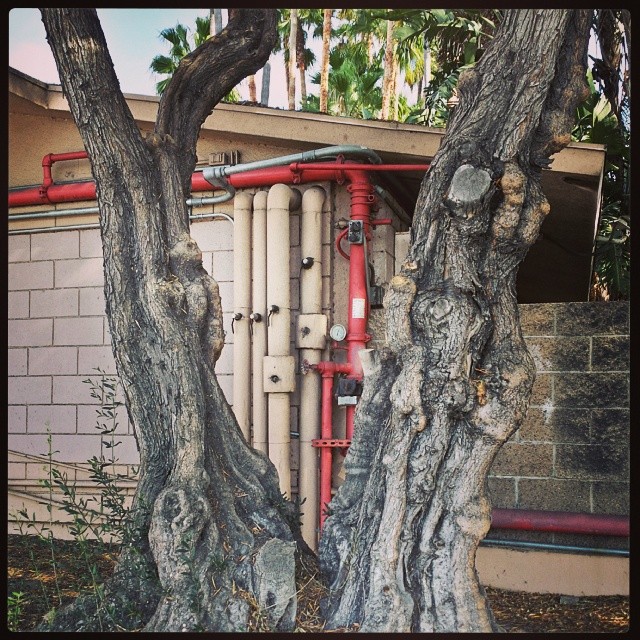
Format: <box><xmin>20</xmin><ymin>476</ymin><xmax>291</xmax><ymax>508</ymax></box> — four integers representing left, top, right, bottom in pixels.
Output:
<box><xmin>9</xmin><ymin>146</ymin><xmax>630</xmax><ymax>553</ymax></box>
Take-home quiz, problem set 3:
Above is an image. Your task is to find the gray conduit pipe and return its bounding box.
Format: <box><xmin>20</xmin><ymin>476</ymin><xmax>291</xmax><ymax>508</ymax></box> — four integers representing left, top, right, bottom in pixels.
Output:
<box><xmin>374</xmin><ymin>185</ymin><xmax>412</xmax><ymax>226</ymax></box>
<box><xmin>203</xmin><ymin>144</ymin><xmax>382</xmax><ymax>185</ymax></box>
<box><xmin>199</xmin><ymin>145</ymin><xmax>382</xmax><ymax>205</ymax></box>
<box><xmin>8</xmin><ymin>211</ymin><xmax>234</xmax><ymax>235</ymax></box>
<box><xmin>480</xmin><ymin>538</ymin><xmax>629</xmax><ymax>557</ymax></box>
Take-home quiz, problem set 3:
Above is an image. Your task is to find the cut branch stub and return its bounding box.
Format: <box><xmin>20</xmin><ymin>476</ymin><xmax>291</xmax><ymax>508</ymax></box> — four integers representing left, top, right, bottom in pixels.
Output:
<box><xmin>444</xmin><ymin>164</ymin><xmax>492</xmax><ymax>216</ymax></box>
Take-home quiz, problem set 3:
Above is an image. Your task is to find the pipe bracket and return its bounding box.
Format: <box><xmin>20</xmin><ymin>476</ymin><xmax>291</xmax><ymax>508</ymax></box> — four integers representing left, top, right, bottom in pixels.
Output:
<box><xmin>311</xmin><ymin>438</ymin><xmax>351</xmax><ymax>448</ymax></box>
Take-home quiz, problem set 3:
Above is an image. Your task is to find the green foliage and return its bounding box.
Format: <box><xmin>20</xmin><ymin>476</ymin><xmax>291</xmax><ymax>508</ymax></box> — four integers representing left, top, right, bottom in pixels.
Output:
<box><xmin>309</xmin><ymin>47</ymin><xmax>383</xmax><ymax>119</ymax></box>
<box><xmin>573</xmin><ymin>69</ymin><xmax>630</xmax><ymax>299</ymax></box>
<box><xmin>393</xmin><ymin>9</ymin><xmax>500</xmax><ymax>127</ymax></box>
<box><xmin>7</xmin><ymin>591</ymin><xmax>28</xmax><ymax>632</ymax></box>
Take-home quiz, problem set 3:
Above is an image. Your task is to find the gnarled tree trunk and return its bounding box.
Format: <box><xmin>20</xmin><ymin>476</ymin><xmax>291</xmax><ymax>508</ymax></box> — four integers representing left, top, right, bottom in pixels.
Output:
<box><xmin>39</xmin><ymin>8</ymin><xmax>307</xmax><ymax>633</ymax></box>
<box><xmin>320</xmin><ymin>9</ymin><xmax>591</xmax><ymax>632</ymax></box>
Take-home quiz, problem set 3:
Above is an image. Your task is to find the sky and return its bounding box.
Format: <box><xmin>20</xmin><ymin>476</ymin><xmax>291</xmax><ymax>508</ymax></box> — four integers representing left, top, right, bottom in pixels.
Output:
<box><xmin>8</xmin><ymin>8</ymin><xmax>296</xmax><ymax>108</ymax></box>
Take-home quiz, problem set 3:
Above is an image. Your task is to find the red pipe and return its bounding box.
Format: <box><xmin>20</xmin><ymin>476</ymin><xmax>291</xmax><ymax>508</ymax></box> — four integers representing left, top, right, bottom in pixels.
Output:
<box><xmin>335</xmin><ymin>228</ymin><xmax>350</xmax><ymax>260</ymax></box>
<box><xmin>10</xmin><ymin>153</ymin><xmax>430</xmax><ymax>209</ymax></box>
<box><xmin>312</xmin><ymin>361</ymin><xmax>350</xmax><ymax>528</ymax></box>
<box><xmin>320</xmin><ymin>372</ymin><xmax>334</xmax><ymax>528</ymax></box>
<box><xmin>8</xmin><ymin>152</ymin><xmax>418</xmax><ymax>533</ymax></box>
<box><xmin>491</xmin><ymin>508</ymin><xmax>629</xmax><ymax>537</ymax></box>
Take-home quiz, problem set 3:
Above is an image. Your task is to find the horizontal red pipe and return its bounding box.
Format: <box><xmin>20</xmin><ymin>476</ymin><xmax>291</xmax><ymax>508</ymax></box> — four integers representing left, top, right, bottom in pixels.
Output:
<box><xmin>491</xmin><ymin>508</ymin><xmax>629</xmax><ymax>537</ymax></box>
<box><xmin>9</xmin><ymin>181</ymin><xmax>98</xmax><ymax>207</ymax></box>
<box><xmin>10</xmin><ymin>156</ymin><xmax>429</xmax><ymax>209</ymax></box>
<box><xmin>43</xmin><ymin>151</ymin><xmax>89</xmax><ymax>165</ymax></box>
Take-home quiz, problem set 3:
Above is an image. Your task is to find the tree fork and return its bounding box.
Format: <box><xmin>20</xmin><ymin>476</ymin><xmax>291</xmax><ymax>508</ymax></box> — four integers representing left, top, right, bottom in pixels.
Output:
<box><xmin>320</xmin><ymin>9</ymin><xmax>591</xmax><ymax>632</ymax></box>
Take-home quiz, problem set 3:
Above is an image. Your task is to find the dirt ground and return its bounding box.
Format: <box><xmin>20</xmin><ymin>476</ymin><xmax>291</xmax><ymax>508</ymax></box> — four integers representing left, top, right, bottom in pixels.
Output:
<box><xmin>6</xmin><ymin>534</ymin><xmax>629</xmax><ymax>633</ymax></box>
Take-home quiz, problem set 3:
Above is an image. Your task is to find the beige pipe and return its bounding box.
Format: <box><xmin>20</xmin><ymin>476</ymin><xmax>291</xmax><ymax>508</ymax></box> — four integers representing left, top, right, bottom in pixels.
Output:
<box><xmin>251</xmin><ymin>191</ymin><xmax>269</xmax><ymax>454</ymax></box>
<box><xmin>268</xmin><ymin>393</ymin><xmax>292</xmax><ymax>495</ymax></box>
<box><xmin>298</xmin><ymin>187</ymin><xmax>326</xmax><ymax>549</ymax></box>
<box><xmin>265</xmin><ymin>184</ymin><xmax>301</xmax><ymax>497</ymax></box>
<box><xmin>267</xmin><ymin>184</ymin><xmax>295</xmax><ymax>355</ymax></box>
<box><xmin>232</xmin><ymin>191</ymin><xmax>253</xmax><ymax>440</ymax></box>
<box><xmin>301</xmin><ymin>187</ymin><xmax>325</xmax><ymax>313</ymax></box>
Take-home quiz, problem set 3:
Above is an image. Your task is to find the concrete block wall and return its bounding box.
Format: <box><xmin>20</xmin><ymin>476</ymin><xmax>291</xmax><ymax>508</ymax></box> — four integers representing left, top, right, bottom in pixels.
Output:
<box><xmin>8</xmin><ymin>229</ymin><xmax>139</xmax><ymax>472</ymax></box>
<box><xmin>487</xmin><ymin>301</ymin><xmax>629</xmax><ymax>549</ymax></box>
<box><xmin>9</xmin><ymin>214</ymin><xmax>629</xmax><ymax>552</ymax></box>
<box><xmin>394</xmin><ymin>232</ymin><xmax>629</xmax><ymax>546</ymax></box>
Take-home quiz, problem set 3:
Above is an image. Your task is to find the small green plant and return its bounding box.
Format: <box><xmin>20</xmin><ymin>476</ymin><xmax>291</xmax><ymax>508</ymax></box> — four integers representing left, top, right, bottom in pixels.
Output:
<box><xmin>7</xmin><ymin>591</ymin><xmax>28</xmax><ymax>631</ymax></box>
<box><xmin>10</xmin><ymin>370</ymin><xmax>138</xmax><ymax>631</ymax></box>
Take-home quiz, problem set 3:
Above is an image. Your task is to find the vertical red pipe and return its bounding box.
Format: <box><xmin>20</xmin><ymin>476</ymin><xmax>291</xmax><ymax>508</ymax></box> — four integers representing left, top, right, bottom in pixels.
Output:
<box><xmin>343</xmin><ymin>170</ymin><xmax>373</xmax><ymax>440</ymax></box>
<box><xmin>319</xmin><ymin>371</ymin><xmax>335</xmax><ymax>528</ymax></box>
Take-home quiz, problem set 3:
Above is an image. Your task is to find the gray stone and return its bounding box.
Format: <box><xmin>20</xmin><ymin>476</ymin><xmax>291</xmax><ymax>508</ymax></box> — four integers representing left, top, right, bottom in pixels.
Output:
<box><xmin>252</xmin><ymin>538</ymin><xmax>297</xmax><ymax>631</ymax></box>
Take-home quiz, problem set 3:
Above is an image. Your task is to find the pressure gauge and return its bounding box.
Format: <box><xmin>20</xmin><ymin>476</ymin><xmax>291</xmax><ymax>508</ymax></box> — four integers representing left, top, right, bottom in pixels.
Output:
<box><xmin>329</xmin><ymin>324</ymin><xmax>347</xmax><ymax>342</ymax></box>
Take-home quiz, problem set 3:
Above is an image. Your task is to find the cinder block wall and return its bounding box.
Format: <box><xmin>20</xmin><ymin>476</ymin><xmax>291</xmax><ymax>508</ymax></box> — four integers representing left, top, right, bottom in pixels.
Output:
<box><xmin>487</xmin><ymin>301</ymin><xmax>629</xmax><ymax>549</ymax></box>
<box><xmin>8</xmin><ymin>229</ymin><xmax>139</xmax><ymax>470</ymax></box>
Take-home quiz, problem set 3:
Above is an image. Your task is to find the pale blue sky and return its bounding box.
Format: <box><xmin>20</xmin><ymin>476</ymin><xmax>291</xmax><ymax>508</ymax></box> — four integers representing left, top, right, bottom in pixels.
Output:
<box><xmin>8</xmin><ymin>8</ymin><xmax>293</xmax><ymax>107</ymax></box>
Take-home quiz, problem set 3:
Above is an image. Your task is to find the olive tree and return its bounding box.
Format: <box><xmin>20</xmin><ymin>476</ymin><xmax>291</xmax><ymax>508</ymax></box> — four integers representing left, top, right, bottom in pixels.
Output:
<box><xmin>40</xmin><ymin>8</ymin><xmax>305</xmax><ymax>633</ymax></box>
<box><xmin>38</xmin><ymin>7</ymin><xmax>590</xmax><ymax>633</ymax></box>
<box><xmin>320</xmin><ymin>9</ymin><xmax>591</xmax><ymax>632</ymax></box>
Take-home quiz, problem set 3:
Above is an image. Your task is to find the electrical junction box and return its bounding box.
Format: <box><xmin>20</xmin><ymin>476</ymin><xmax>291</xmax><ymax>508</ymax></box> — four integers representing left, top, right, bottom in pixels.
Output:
<box><xmin>296</xmin><ymin>314</ymin><xmax>328</xmax><ymax>349</ymax></box>
<box><xmin>207</xmin><ymin>150</ymin><xmax>240</xmax><ymax>166</ymax></box>
<box><xmin>263</xmin><ymin>355</ymin><xmax>296</xmax><ymax>393</ymax></box>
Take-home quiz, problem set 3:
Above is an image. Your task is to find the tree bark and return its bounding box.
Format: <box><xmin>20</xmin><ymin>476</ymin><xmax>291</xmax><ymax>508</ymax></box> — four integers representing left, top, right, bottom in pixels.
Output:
<box><xmin>39</xmin><ymin>8</ymin><xmax>308</xmax><ymax>633</ymax></box>
<box><xmin>319</xmin><ymin>9</ymin><xmax>591</xmax><ymax>633</ymax></box>
<box><xmin>391</xmin><ymin>53</ymin><xmax>399</xmax><ymax>121</ymax></box>
<box><xmin>319</xmin><ymin>9</ymin><xmax>332</xmax><ymax>113</ymax></box>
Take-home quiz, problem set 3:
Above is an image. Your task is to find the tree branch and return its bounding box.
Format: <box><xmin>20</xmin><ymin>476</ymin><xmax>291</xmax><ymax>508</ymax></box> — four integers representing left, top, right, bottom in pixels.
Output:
<box><xmin>40</xmin><ymin>9</ymin><xmax>150</xmax><ymax>183</ymax></box>
<box><xmin>155</xmin><ymin>8</ymin><xmax>277</xmax><ymax>184</ymax></box>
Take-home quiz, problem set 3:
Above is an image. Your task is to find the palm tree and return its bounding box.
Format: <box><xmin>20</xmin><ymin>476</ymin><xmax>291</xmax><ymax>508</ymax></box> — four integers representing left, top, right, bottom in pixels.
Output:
<box><xmin>288</xmin><ymin>9</ymin><xmax>298</xmax><ymax>109</ymax></box>
<box><xmin>309</xmin><ymin>45</ymin><xmax>383</xmax><ymax>119</ymax></box>
<box><xmin>380</xmin><ymin>17</ymin><xmax>396</xmax><ymax>120</ymax></box>
<box><xmin>296</xmin><ymin>16</ymin><xmax>308</xmax><ymax>105</ymax></box>
<box><xmin>385</xmin><ymin>9</ymin><xmax>501</xmax><ymax>125</ymax></box>
<box><xmin>319</xmin><ymin>9</ymin><xmax>332</xmax><ymax>112</ymax></box>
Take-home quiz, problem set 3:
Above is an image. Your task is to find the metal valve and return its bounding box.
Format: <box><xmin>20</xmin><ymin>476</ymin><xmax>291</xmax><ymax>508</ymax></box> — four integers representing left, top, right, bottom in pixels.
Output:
<box><xmin>231</xmin><ymin>312</ymin><xmax>243</xmax><ymax>334</ymax></box>
<box><xmin>268</xmin><ymin>304</ymin><xmax>279</xmax><ymax>325</ymax></box>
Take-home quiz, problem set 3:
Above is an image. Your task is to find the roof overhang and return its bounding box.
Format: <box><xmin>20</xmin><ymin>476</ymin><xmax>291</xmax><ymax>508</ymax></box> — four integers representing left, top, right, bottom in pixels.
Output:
<box><xmin>9</xmin><ymin>68</ymin><xmax>605</xmax><ymax>302</ymax></box>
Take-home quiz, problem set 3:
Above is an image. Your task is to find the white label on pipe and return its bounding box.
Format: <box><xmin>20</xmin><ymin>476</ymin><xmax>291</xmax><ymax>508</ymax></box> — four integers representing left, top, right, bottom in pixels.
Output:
<box><xmin>352</xmin><ymin>298</ymin><xmax>366</xmax><ymax>319</ymax></box>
